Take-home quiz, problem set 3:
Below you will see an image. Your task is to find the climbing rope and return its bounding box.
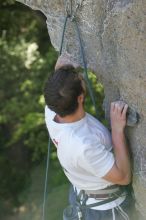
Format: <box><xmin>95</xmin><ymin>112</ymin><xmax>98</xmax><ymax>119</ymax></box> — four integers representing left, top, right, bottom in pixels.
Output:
<box><xmin>42</xmin><ymin>1</ymin><xmax>98</xmax><ymax>220</ymax></box>
<box><xmin>60</xmin><ymin>0</ymin><xmax>98</xmax><ymax>117</ymax></box>
<box><xmin>42</xmin><ymin>138</ymin><xmax>51</xmax><ymax>220</ymax></box>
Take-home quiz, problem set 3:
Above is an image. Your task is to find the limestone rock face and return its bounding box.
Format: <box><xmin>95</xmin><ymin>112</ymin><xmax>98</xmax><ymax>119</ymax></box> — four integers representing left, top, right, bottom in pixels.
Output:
<box><xmin>17</xmin><ymin>0</ymin><xmax>146</xmax><ymax>218</ymax></box>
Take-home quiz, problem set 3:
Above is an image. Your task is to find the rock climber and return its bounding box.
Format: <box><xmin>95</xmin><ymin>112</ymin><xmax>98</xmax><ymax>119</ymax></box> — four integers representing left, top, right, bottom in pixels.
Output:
<box><xmin>44</xmin><ymin>53</ymin><xmax>134</xmax><ymax>220</ymax></box>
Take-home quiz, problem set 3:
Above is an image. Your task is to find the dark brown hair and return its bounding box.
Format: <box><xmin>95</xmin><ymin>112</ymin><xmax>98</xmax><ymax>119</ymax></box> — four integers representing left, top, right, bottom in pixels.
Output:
<box><xmin>44</xmin><ymin>65</ymin><xmax>85</xmax><ymax>117</ymax></box>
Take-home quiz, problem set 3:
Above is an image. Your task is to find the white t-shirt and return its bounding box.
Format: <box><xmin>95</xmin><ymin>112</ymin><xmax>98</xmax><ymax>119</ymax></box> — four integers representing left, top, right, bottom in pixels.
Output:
<box><xmin>45</xmin><ymin>106</ymin><xmax>126</xmax><ymax>210</ymax></box>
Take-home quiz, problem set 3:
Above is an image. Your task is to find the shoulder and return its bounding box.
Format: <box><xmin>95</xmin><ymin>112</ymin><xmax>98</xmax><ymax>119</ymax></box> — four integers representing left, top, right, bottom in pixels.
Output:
<box><xmin>68</xmin><ymin>130</ymin><xmax>105</xmax><ymax>161</ymax></box>
<box><xmin>76</xmin><ymin>139</ymin><xmax>115</xmax><ymax>178</ymax></box>
<box><xmin>69</xmin><ymin>126</ymin><xmax>100</xmax><ymax>149</ymax></box>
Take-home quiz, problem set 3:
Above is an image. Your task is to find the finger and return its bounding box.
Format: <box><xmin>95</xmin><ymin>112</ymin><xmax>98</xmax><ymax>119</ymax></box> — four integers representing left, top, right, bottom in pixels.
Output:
<box><xmin>111</xmin><ymin>102</ymin><xmax>115</xmax><ymax>112</ymax></box>
<box><xmin>122</xmin><ymin>104</ymin><xmax>128</xmax><ymax>116</ymax></box>
<box><xmin>115</xmin><ymin>101</ymin><xmax>125</xmax><ymax>108</ymax></box>
<box><xmin>117</xmin><ymin>100</ymin><xmax>125</xmax><ymax>105</ymax></box>
<box><xmin>118</xmin><ymin>102</ymin><xmax>125</xmax><ymax>112</ymax></box>
<box><xmin>115</xmin><ymin>103</ymin><xmax>121</xmax><ymax>113</ymax></box>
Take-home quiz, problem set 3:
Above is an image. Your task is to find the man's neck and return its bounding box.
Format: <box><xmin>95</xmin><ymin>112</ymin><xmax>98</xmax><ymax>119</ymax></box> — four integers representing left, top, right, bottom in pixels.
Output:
<box><xmin>55</xmin><ymin>107</ymin><xmax>85</xmax><ymax>123</ymax></box>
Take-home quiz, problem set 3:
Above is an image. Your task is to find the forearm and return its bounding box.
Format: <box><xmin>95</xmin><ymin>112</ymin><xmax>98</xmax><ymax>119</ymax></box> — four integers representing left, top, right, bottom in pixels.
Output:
<box><xmin>103</xmin><ymin>101</ymin><xmax>131</xmax><ymax>185</ymax></box>
<box><xmin>55</xmin><ymin>53</ymin><xmax>79</xmax><ymax>70</ymax></box>
<box><xmin>112</xmin><ymin>129</ymin><xmax>131</xmax><ymax>184</ymax></box>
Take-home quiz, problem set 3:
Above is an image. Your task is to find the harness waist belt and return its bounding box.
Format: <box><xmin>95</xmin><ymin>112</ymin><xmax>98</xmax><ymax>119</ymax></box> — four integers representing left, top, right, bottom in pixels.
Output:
<box><xmin>75</xmin><ymin>185</ymin><xmax>127</xmax><ymax>209</ymax></box>
<box><xmin>84</xmin><ymin>185</ymin><xmax>124</xmax><ymax>199</ymax></box>
<box><xmin>85</xmin><ymin>184</ymin><xmax>120</xmax><ymax>195</ymax></box>
<box><xmin>86</xmin><ymin>189</ymin><xmax>123</xmax><ymax>199</ymax></box>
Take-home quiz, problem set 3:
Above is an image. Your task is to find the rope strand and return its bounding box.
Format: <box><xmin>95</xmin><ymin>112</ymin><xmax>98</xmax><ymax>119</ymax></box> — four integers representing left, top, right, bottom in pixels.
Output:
<box><xmin>112</xmin><ymin>208</ymin><xmax>116</xmax><ymax>220</ymax></box>
<box><xmin>42</xmin><ymin>138</ymin><xmax>51</xmax><ymax>220</ymax></box>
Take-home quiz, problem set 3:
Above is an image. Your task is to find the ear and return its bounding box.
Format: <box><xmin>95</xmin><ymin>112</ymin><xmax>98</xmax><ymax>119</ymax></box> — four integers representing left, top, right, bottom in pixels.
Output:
<box><xmin>77</xmin><ymin>94</ymin><xmax>84</xmax><ymax>103</ymax></box>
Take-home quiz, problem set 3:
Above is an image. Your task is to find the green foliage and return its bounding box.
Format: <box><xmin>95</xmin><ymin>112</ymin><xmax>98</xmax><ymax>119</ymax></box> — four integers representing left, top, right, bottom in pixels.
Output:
<box><xmin>0</xmin><ymin>154</ymin><xmax>29</xmax><ymax>201</ymax></box>
<box><xmin>0</xmin><ymin>38</ymin><xmax>57</xmax><ymax>160</ymax></box>
<box><xmin>0</xmin><ymin>2</ymin><xmax>57</xmax><ymax>204</ymax></box>
<box><xmin>0</xmin><ymin>0</ymin><xmax>15</xmax><ymax>6</ymax></box>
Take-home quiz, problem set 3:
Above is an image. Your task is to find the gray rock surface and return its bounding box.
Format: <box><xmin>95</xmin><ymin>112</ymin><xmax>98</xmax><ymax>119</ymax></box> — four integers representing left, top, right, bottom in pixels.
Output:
<box><xmin>17</xmin><ymin>0</ymin><xmax>146</xmax><ymax>218</ymax></box>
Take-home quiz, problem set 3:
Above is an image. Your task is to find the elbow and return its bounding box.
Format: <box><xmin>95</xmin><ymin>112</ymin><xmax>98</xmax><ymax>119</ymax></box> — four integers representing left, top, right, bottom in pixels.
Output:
<box><xmin>119</xmin><ymin>173</ymin><xmax>132</xmax><ymax>185</ymax></box>
<box><xmin>120</xmin><ymin>179</ymin><xmax>131</xmax><ymax>185</ymax></box>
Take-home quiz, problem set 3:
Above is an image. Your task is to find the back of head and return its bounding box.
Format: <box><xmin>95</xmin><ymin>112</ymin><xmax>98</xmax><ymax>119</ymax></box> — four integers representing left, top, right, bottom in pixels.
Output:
<box><xmin>44</xmin><ymin>65</ymin><xmax>84</xmax><ymax>117</ymax></box>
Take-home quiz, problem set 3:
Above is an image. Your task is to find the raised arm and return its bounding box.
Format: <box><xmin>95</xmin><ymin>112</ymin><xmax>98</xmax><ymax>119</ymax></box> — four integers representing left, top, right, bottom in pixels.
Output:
<box><xmin>55</xmin><ymin>52</ymin><xmax>79</xmax><ymax>70</ymax></box>
<box><xmin>103</xmin><ymin>101</ymin><xmax>131</xmax><ymax>185</ymax></box>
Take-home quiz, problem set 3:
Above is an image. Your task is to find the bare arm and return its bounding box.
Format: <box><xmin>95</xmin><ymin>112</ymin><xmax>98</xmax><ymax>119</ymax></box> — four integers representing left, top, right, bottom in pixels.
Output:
<box><xmin>55</xmin><ymin>52</ymin><xmax>79</xmax><ymax>70</ymax></box>
<box><xmin>103</xmin><ymin>101</ymin><xmax>131</xmax><ymax>185</ymax></box>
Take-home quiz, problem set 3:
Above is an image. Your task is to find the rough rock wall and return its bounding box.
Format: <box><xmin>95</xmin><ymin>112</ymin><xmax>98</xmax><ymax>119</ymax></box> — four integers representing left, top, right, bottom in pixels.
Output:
<box><xmin>17</xmin><ymin>0</ymin><xmax>146</xmax><ymax>218</ymax></box>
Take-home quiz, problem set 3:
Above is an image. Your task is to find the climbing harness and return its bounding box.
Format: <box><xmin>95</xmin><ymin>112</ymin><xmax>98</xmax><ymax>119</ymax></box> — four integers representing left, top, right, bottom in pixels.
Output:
<box><xmin>42</xmin><ymin>0</ymin><xmax>130</xmax><ymax>220</ymax></box>
<box><xmin>63</xmin><ymin>185</ymin><xmax>129</xmax><ymax>220</ymax></box>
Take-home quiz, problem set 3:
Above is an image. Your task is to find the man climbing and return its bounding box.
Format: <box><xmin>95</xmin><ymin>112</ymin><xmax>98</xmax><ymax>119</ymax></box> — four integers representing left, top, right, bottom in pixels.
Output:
<box><xmin>44</xmin><ymin>53</ymin><xmax>133</xmax><ymax>220</ymax></box>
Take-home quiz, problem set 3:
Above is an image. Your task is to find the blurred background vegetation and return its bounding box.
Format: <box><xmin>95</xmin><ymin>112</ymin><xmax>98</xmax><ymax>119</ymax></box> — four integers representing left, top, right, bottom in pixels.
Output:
<box><xmin>0</xmin><ymin>1</ymin><xmax>105</xmax><ymax>219</ymax></box>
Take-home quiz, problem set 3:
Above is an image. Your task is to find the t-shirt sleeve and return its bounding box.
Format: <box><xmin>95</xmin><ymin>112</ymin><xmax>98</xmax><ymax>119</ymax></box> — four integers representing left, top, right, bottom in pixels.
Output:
<box><xmin>80</xmin><ymin>142</ymin><xmax>115</xmax><ymax>178</ymax></box>
<box><xmin>45</xmin><ymin>105</ymin><xmax>55</xmax><ymax>122</ymax></box>
<box><xmin>45</xmin><ymin>105</ymin><xmax>56</xmax><ymax>133</ymax></box>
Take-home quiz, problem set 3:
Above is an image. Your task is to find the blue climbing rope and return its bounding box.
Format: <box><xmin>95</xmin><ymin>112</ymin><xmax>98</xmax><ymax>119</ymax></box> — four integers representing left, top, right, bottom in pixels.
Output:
<box><xmin>42</xmin><ymin>138</ymin><xmax>51</xmax><ymax>220</ymax></box>
<box><xmin>59</xmin><ymin>13</ymin><xmax>98</xmax><ymax>117</ymax></box>
<box><xmin>73</xmin><ymin>19</ymin><xmax>98</xmax><ymax>117</ymax></box>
